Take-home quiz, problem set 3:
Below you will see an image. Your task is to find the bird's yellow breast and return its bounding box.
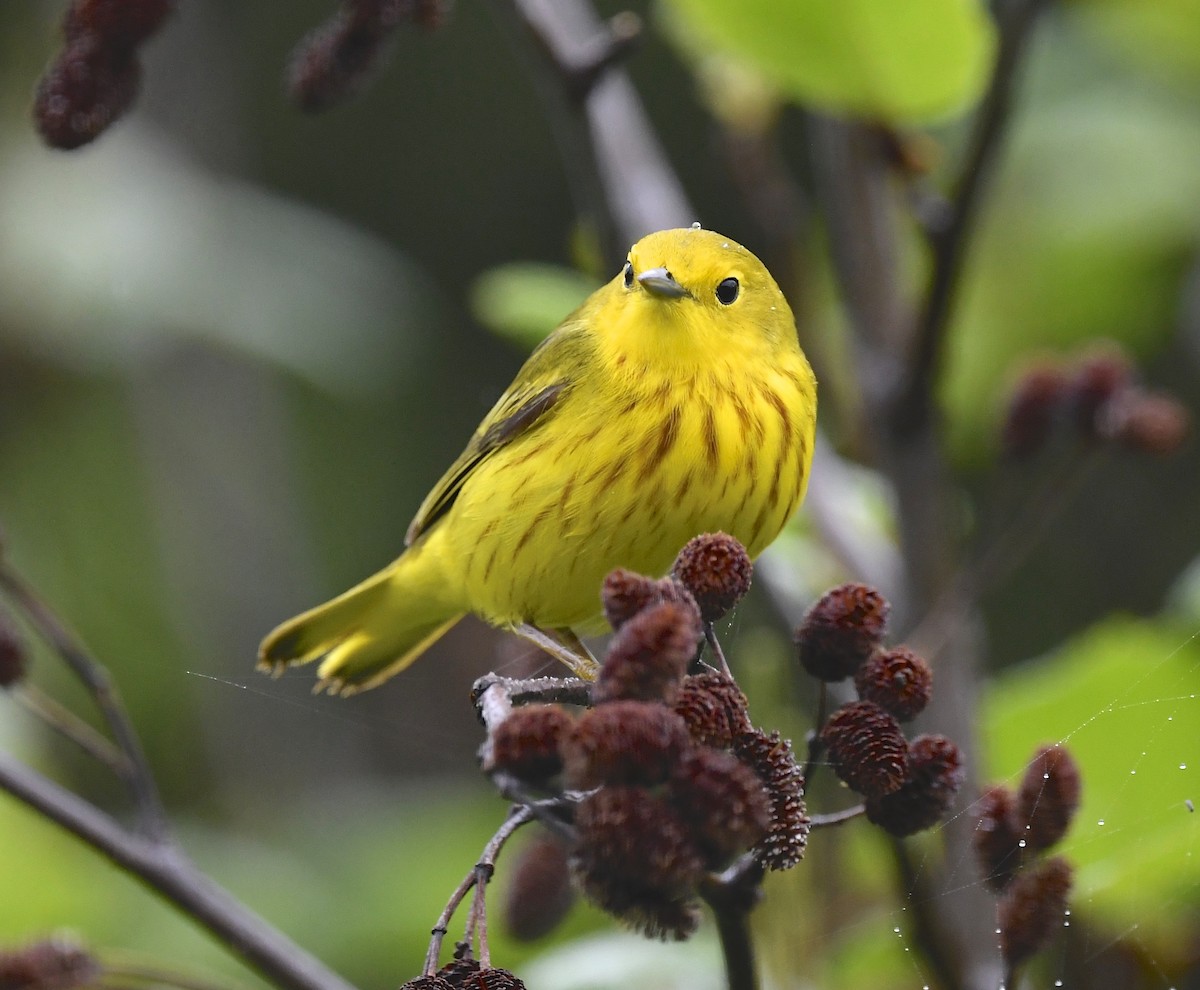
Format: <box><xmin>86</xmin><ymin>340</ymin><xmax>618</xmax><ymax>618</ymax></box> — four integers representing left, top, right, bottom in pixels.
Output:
<box><xmin>438</xmin><ymin>350</ymin><xmax>815</xmax><ymax>630</ymax></box>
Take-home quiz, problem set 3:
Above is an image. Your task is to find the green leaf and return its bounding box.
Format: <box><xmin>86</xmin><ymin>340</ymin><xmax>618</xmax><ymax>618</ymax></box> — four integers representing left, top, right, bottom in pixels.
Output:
<box><xmin>663</xmin><ymin>0</ymin><xmax>996</xmax><ymax>123</ymax></box>
<box><xmin>983</xmin><ymin>617</ymin><xmax>1200</xmax><ymax>958</ymax></box>
<box><xmin>471</xmin><ymin>264</ymin><xmax>598</xmax><ymax>350</ymax></box>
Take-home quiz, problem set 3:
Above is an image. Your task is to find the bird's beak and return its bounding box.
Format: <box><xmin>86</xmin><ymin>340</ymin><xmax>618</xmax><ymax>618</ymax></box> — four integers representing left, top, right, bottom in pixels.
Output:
<box><xmin>637</xmin><ymin>267</ymin><xmax>689</xmax><ymax>299</ymax></box>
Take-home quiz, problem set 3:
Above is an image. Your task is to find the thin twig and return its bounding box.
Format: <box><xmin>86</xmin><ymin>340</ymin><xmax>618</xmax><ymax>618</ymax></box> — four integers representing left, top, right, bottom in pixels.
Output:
<box><xmin>11</xmin><ymin>683</ymin><xmax>128</xmax><ymax>774</ymax></box>
<box><xmin>466</xmin><ymin>861</ymin><xmax>495</xmax><ymax>968</ymax></box>
<box><xmin>0</xmin><ymin>565</ymin><xmax>169</xmax><ymax>841</ymax></box>
<box><xmin>490</xmin><ymin>771</ymin><xmax>582</xmax><ymax>845</ymax></box>
<box><xmin>699</xmin><ymin>862</ymin><xmax>764</xmax><ymax>990</ymax></box>
<box><xmin>704</xmin><ymin>624</ymin><xmax>732</xmax><ymax>677</ymax></box>
<box><xmin>809</xmin><ymin>804</ymin><xmax>865</xmax><ymax>829</ymax></box>
<box><xmin>0</xmin><ymin>753</ymin><xmax>358</xmax><ymax>990</ymax></box>
<box><xmin>423</xmin><ymin>806</ymin><xmax>533</xmax><ymax>975</ymax></box>
<box><xmin>423</xmin><ymin>870</ymin><xmax>479</xmax><ymax>976</ymax></box>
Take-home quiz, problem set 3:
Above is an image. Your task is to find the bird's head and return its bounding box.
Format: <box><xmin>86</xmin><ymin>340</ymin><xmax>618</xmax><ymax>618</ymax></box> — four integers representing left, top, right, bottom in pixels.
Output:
<box><xmin>598</xmin><ymin>226</ymin><xmax>800</xmax><ymax>373</ymax></box>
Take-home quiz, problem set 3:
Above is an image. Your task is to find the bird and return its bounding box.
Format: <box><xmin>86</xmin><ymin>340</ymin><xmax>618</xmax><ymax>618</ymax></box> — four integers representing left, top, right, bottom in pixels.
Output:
<box><xmin>259</xmin><ymin>225</ymin><xmax>817</xmax><ymax>694</ymax></box>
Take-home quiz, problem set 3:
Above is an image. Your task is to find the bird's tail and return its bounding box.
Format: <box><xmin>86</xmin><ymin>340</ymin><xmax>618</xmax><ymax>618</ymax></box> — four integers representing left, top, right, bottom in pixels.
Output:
<box><xmin>258</xmin><ymin>546</ymin><xmax>463</xmax><ymax>695</ymax></box>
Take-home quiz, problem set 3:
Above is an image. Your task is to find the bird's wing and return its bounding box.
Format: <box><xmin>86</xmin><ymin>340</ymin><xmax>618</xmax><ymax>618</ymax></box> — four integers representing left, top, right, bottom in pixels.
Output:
<box><xmin>404</xmin><ymin>318</ymin><xmax>593</xmax><ymax>546</ymax></box>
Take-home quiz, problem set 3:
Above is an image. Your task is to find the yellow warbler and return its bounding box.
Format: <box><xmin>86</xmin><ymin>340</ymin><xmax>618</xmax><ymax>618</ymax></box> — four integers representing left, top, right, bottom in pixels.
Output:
<box><xmin>259</xmin><ymin>226</ymin><xmax>816</xmax><ymax>694</ymax></box>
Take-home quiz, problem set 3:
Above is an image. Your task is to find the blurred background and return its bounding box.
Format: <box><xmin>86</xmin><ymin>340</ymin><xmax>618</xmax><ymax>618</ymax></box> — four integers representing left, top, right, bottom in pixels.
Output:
<box><xmin>1</xmin><ymin>1</ymin><xmax>1198</xmax><ymax>988</ymax></box>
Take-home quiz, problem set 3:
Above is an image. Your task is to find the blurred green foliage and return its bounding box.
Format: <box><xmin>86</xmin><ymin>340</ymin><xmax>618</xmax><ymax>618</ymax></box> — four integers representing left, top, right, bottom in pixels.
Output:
<box><xmin>1</xmin><ymin>0</ymin><xmax>1198</xmax><ymax>988</ymax></box>
<box><xmin>665</xmin><ymin>0</ymin><xmax>996</xmax><ymax>122</ymax></box>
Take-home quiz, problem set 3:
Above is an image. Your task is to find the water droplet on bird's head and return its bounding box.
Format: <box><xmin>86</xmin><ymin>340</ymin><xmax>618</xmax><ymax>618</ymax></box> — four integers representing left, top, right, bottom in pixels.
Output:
<box><xmin>691</xmin><ymin>221</ymin><xmax>702</xmax><ymax>229</ymax></box>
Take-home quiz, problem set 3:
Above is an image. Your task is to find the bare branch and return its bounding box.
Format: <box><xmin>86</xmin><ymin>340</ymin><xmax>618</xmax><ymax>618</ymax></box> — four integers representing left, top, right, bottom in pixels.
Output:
<box><xmin>0</xmin><ymin>753</ymin><xmax>359</xmax><ymax>990</ymax></box>
<box><xmin>894</xmin><ymin>0</ymin><xmax>1053</xmax><ymax>436</ymax></box>
<box><xmin>422</xmin><ymin>806</ymin><xmax>533</xmax><ymax>975</ymax></box>
<box><xmin>0</xmin><ymin>564</ymin><xmax>170</xmax><ymax>840</ymax></box>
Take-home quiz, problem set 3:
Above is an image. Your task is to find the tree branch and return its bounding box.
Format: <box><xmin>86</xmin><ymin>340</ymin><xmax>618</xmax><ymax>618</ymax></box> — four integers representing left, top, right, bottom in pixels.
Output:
<box><xmin>893</xmin><ymin>0</ymin><xmax>1053</xmax><ymax>437</ymax></box>
<box><xmin>0</xmin><ymin>565</ymin><xmax>170</xmax><ymax>840</ymax></box>
<box><xmin>0</xmin><ymin>754</ymin><xmax>358</xmax><ymax>990</ymax></box>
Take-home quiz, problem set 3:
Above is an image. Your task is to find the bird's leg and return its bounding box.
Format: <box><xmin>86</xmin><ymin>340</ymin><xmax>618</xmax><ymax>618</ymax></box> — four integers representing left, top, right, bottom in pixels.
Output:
<box><xmin>511</xmin><ymin>624</ymin><xmax>600</xmax><ymax>681</ymax></box>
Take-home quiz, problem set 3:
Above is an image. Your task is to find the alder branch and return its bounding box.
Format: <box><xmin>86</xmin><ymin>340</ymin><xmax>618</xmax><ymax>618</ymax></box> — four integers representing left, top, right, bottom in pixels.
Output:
<box><xmin>893</xmin><ymin>0</ymin><xmax>1054</xmax><ymax>437</ymax></box>
<box><xmin>0</xmin><ymin>753</ymin><xmax>358</xmax><ymax>990</ymax></box>
<box><xmin>0</xmin><ymin>565</ymin><xmax>169</xmax><ymax>840</ymax></box>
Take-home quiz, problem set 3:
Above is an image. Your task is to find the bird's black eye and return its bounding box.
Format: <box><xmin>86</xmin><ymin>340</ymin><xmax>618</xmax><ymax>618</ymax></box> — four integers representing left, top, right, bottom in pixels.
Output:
<box><xmin>716</xmin><ymin>277</ymin><xmax>740</xmax><ymax>305</ymax></box>
<box><xmin>623</xmin><ymin>261</ymin><xmax>634</xmax><ymax>288</ymax></box>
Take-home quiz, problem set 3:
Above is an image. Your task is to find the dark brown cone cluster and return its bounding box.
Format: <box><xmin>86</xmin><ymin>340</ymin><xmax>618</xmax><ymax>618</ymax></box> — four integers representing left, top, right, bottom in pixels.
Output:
<box><xmin>794</xmin><ymin>583</ymin><xmax>890</xmax><ymax>682</ymax></box>
<box><xmin>572</xmin><ymin>786</ymin><xmax>706</xmax><ymax>940</ymax></box>
<box><xmin>0</xmin><ymin>610</ymin><xmax>28</xmax><ymax>688</ymax></box>
<box><xmin>794</xmin><ymin>585</ymin><xmax>930</xmax><ymax>708</ymax></box>
<box><xmin>973</xmin><ymin>745</ymin><xmax>1080</xmax><ymax>974</ymax></box>
<box><xmin>287</xmin><ymin>0</ymin><xmax>445</xmax><ymax>112</ymax></box>
<box><xmin>488</xmin><ymin>704</ymin><xmax>573</xmax><ymax>783</ymax></box>
<box><xmin>33</xmin><ymin>0</ymin><xmax>173</xmax><ymax>149</ymax></box>
<box><xmin>973</xmin><ymin>743</ymin><xmax>1082</xmax><ymax>894</ymax></box>
<box><xmin>671</xmin><ymin>532</ymin><xmax>753</xmax><ymax>624</ymax></box>
<box><xmin>1002</xmin><ymin>364</ymin><xmax>1070</xmax><ymax>459</ymax></box>
<box><xmin>673</xmin><ymin>672</ymin><xmax>751</xmax><ymax>748</ymax></box>
<box><xmin>535</xmin><ymin>552</ymin><xmax>811</xmax><ymax>938</ymax></box>
<box><xmin>1014</xmin><ymin>745</ymin><xmax>1082</xmax><ymax>853</ymax></box>
<box><xmin>734</xmin><ymin>729</ymin><xmax>809</xmax><ymax>870</ymax></box>
<box><xmin>670</xmin><ymin>747</ymin><xmax>771</xmax><ymax>861</ymax></box>
<box><xmin>865</xmin><ymin>734</ymin><xmax>964</xmax><ymax>837</ymax></box>
<box><xmin>452</xmin><ymin>967</ymin><xmax>525</xmax><ymax>990</ymax></box>
<box><xmin>0</xmin><ymin>938</ymin><xmax>100</xmax><ymax>990</ymax></box>
<box><xmin>593</xmin><ymin>601</ymin><xmax>701</xmax><ymax>704</ymax></box>
<box><xmin>601</xmin><ymin>568</ymin><xmax>698</xmax><ymax>634</ymax></box>
<box><xmin>998</xmin><ymin>857</ymin><xmax>1073</xmax><ymax>970</ymax></box>
<box><xmin>562</xmin><ymin>702</ymin><xmax>691</xmax><ymax>788</ymax></box>
<box><xmin>973</xmin><ymin>785</ymin><xmax>1023</xmax><ymax>892</ymax></box>
<box><xmin>434</xmin><ymin>959</ymin><xmax>480</xmax><ymax>985</ymax></box>
<box><xmin>792</xmin><ymin>583</ymin><xmax>961</xmax><ymax>836</ymax></box>
<box><xmin>567</xmin><ymin>594</ymin><xmax>761</xmax><ymax>937</ymax></box>
<box><xmin>502</xmin><ymin>832</ymin><xmax>575</xmax><ymax>942</ymax></box>
<box><xmin>854</xmin><ymin>647</ymin><xmax>932</xmax><ymax>722</ymax></box>
<box><xmin>404</xmin><ymin>961</ymin><xmax>526</xmax><ymax>990</ymax></box>
<box><xmin>1001</xmin><ymin>345</ymin><xmax>1190</xmax><ymax>459</ymax></box>
<box><xmin>490</xmin><ymin>549</ymin><xmax>815</xmax><ymax>941</ymax></box>
<box><xmin>820</xmin><ymin>701</ymin><xmax>909</xmax><ymax>799</ymax></box>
